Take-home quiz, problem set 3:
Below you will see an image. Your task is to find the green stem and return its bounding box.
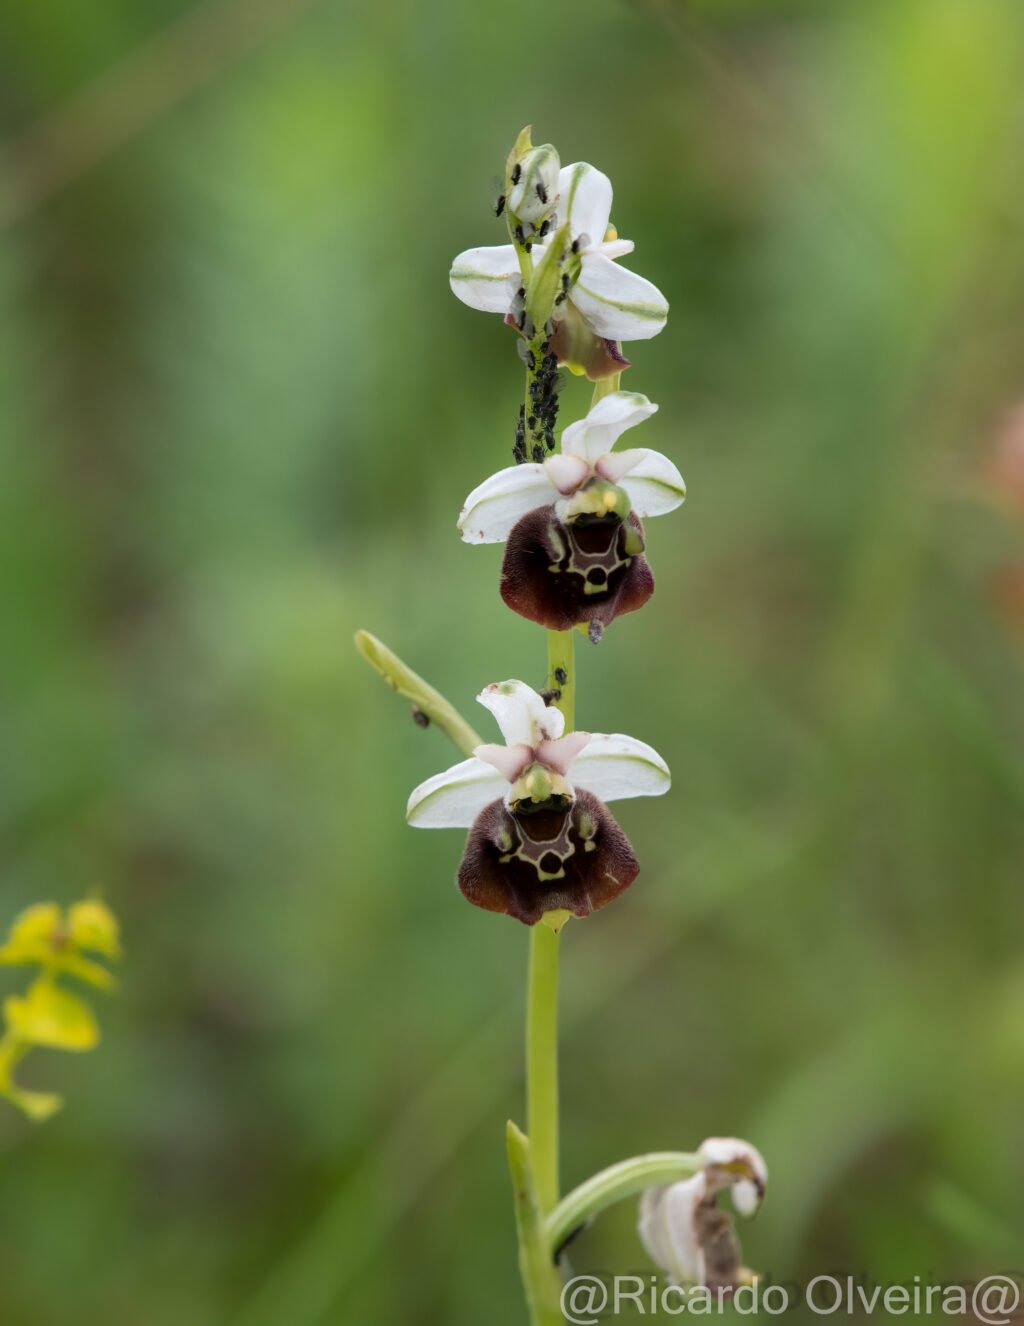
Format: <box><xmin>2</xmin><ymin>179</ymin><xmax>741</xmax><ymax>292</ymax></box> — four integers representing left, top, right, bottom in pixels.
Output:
<box><xmin>525</xmin><ymin>627</ymin><xmax>575</xmax><ymax>1219</ymax></box>
<box><xmin>590</xmin><ymin>372</ymin><xmax>621</xmax><ymax>405</ymax></box>
<box><xmin>545</xmin><ymin>1151</ymin><xmax>701</xmax><ymax>1255</ymax></box>
<box><xmin>526</xmin><ymin>922</ymin><xmax>561</xmax><ymax>1215</ymax></box>
<box><xmin>353</xmin><ymin>630</ymin><xmax>483</xmax><ymax>758</ymax></box>
<box><xmin>507</xmin><ymin>1122</ymin><xmax>565</xmax><ymax>1326</ymax></box>
<box><xmin>522</xmin><ymin>330</ymin><xmax>548</xmax><ymax>459</ymax></box>
<box><xmin>546</xmin><ymin>629</ymin><xmax>575</xmax><ymax>728</ymax></box>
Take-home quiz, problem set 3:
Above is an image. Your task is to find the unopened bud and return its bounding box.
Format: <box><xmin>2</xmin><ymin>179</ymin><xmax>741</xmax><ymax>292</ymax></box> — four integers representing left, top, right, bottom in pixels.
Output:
<box><xmin>508</xmin><ymin>144</ymin><xmax>560</xmax><ymax>225</ymax></box>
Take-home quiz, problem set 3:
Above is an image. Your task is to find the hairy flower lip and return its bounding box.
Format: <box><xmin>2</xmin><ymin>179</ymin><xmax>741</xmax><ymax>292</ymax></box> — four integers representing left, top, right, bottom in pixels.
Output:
<box><xmin>500</xmin><ymin>505</ymin><xmax>654</xmax><ymax>631</ymax></box>
<box><xmin>457</xmin><ymin>790</ymin><xmax>639</xmax><ymax>925</ymax></box>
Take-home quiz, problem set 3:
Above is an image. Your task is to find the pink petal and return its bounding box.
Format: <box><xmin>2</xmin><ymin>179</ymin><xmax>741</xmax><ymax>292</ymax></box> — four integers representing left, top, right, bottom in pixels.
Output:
<box><xmin>473</xmin><ymin>743</ymin><xmax>534</xmax><ymax>783</ymax></box>
<box><xmin>595</xmin><ymin>448</ymin><xmax>646</xmax><ymax>484</ymax></box>
<box><xmin>543</xmin><ymin>453</ymin><xmax>591</xmax><ymax>494</ymax></box>
<box><xmin>536</xmin><ymin>731</ymin><xmax>591</xmax><ymax>775</ymax></box>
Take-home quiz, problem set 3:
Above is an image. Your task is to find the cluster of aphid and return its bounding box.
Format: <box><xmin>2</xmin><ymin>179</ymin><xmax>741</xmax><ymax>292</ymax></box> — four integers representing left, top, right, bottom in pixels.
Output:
<box><xmin>495</xmin><ymin>163</ymin><xmax>555</xmax><ymax>247</ymax></box>
<box><xmin>513</xmin><ymin>336</ymin><xmax>562</xmax><ymax>462</ymax></box>
<box><xmin>555</xmin><ymin>237</ymin><xmax>586</xmax><ymax>306</ymax></box>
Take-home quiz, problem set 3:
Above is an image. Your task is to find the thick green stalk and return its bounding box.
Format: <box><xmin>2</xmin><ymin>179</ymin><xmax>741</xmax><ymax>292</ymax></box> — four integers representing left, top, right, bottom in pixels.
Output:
<box><xmin>546</xmin><ymin>629</ymin><xmax>575</xmax><ymax>729</ymax></box>
<box><xmin>507</xmin><ymin>1122</ymin><xmax>565</xmax><ymax>1326</ymax></box>
<box><xmin>525</xmin><ymin>627</ymin><xmax>576</xmax><ymax>1221</ymax></box>
<box><xmin>526</xmin><ymin>921</ymin><xmax>561</xmax><ymax>1215</ymax></box>
<box><xmin>590</xmin><ymin>371</ymin><xmax>621</xmax><ymax>405</ymax></box>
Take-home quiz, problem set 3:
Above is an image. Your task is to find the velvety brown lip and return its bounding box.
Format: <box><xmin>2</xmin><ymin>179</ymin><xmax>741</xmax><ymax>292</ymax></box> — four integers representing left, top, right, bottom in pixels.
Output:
<box><xmin>456</xmin><ymin>789</ymin><xmax>639</xmax><ymax>926</ymax></box>
<box><xmin>499</xmin><ymin>504</ymin><xmax>654</xmax><ymax>632</ymax></box>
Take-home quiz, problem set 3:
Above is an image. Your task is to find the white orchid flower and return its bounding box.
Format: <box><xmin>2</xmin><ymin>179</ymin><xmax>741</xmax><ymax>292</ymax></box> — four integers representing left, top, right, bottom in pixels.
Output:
<box><xmin>407</xmin><ymin>679</ymin><xmax>670</xmax><ymax>829</ymax></box>
<box><xmin>458</xmin><ymin>391</ymin><xmax>685</xmax><ymax>546</ymax></box>
<box><xmin>638</xmin><ymin>1138</ymin><xmax>767</xmax><ymax>1290</ymax></box>
<box><xmin>450</xmin><ymin>162</ymin><xmax>669</xmax><ymax>343</ymax></box>
<box><xmin>407</xmin><ymin>681</ymin><xmax>671</xmax><ymax>925</ymax></box>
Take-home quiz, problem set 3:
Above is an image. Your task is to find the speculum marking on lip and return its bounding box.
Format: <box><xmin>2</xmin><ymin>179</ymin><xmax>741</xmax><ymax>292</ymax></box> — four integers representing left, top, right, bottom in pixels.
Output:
<box><xmin>500</xmin><ymin>503</ymin><xmax>655</xmax><ymax>631</ymax></box>
<box><xmin>456</xmin><ymin>789</ymin><xmax>641</xmax><ymax>926</ymax></box>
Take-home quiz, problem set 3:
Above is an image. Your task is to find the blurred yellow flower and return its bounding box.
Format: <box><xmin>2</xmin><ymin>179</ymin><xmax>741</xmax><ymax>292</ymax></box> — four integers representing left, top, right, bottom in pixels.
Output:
<box><xmin>68</xmin><ymin>899</ymin><xmax>122</xmax><ymax>960</ymax></box>
<box><xmin>0</xmin><ymin>902</ymin><xmax>64</xmax><ymax>967</ymax></box>
<box><xmin>0</xmin><ymin>897</ymin><xmax>121</xmax><ymax>991</ymax></box>
<box><xmin>0</xmin><ymin>896</ymin><xmax>122</xmax><ymax>1123</ymax></box>
<box><xmin>4</xmin><ymin>984</ymin><xmax>99</xmax><ymax>1052</ymax></box>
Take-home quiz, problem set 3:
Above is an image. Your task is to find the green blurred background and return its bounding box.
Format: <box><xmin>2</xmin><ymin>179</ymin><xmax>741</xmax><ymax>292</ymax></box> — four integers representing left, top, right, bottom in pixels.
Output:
<box><xmin>2</xmin><ymin>0</ymin><xmax>1023</xmax><ymax>1321</ymax></box>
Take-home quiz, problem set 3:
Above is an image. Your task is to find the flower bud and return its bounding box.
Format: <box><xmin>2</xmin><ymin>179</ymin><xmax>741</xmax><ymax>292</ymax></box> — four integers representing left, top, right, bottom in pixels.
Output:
<box><xmin>508</xmin><ymin>143</ymin><xmax>560</xmax><ymax>225</ymax></box>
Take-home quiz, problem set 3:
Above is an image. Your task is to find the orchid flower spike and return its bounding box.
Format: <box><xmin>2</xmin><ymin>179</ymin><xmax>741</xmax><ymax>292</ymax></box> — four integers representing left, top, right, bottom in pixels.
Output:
<box><xmin>451</xmin><ymin>162</ymin><xmax>668</xmax><ymax>378</ymax></box>
<box><xmin>458</xmin><ymin>391</ymin><xmax>684</xmax><ymax>633</ymax></box>
<box><xmin>407</xmin><ymin>680</ymin><xmax>670</xmax><ymax>925</ymax></box>
<box><xmin>638</xmin><ymin>1138</ymin><xmax>768</xmax><ymax>1293</ymax></box>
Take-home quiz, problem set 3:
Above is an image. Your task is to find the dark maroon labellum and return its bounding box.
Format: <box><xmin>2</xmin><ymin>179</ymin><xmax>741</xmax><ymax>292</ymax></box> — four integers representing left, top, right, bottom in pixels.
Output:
<box><xmin>457</xmin><ymin>788</ymin><xmax>639</xmax><ymax>926</ymax></box>
<box><xmin>500</xmin><ymin>504</ymin><xmax>654</xmax><ymax>632</ymax></box>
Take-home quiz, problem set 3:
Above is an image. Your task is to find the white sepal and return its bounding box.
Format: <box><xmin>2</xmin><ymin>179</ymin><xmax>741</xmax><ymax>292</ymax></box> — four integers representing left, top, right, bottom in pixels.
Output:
<box><xmin>458</xmin><ymin>464</ymin><xmax>557</xmax><ymax>544</ymax></box>
<box><xmin>615</xmin><ymin>449</ymin><xmax>686</xmax><ymax>517</ymax></box>
<box><xmin>449</xmin><ymin>245</ymin><xmax>520</xmax><ymax>313</ymax></box>
<box><xmin>599</xmin><ymin>238</ymin><xmax>635</xmax><ymax>260</ymax></box>
<box><xmin>406</xmin><ymin>757</ymin><xmax>506</xmax><ymax>828</ymax></box>
<box><xmin>561</xmin><ymin>391</ymin><xmax>659</xmax><ymax>464</ymax></box>
<box><xmin>569</xmin><ymin>732</ymin><xmax>671</xmax><ymax>802</ymax></box>
<box><xmin>476</xmin><ymin>680</ymin><xmax>564</xmax><ymax>747</ymax></box>
<box><xmin>573</xmin><ymin>253</ymin><xmax>669</xmax><ymax>340</ymax></box>
<box><xmin>638</xmin><ymin>1173</ymin><xmax>707</xmax><ymax>1285</ymax></box>
<box><xmin>559</xmin><ymin>162</ymin><xmax>613</xmax><ymax>247</ymax></box>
